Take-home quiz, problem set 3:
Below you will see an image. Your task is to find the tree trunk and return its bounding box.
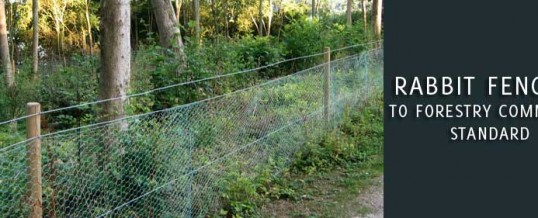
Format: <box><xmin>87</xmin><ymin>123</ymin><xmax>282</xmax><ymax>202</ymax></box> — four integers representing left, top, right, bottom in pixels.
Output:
<box><xmin>7</xmin><ymin>2</ymin><xmax>13</xmax><ymax>69</ymax></box>
<box><xmin>50</xmin><ymin>0</ymin><xmax>67</xmax><ymax>59</ymax></box>
<box><xmin>371</xmin><ymin>0</ymin><xmax>377</xmax><ymax>24</ymax></box>
<box><xmin>209</xmin><ymin>0</ymin><xmax>218</xmax><ymax>35</ymax></box>
<box><xmin>374</xmin><ymin>0</ymin><xmax>382</xmax><ymax>39</ymax></box>
<box><xmin>32</xmin><ymin>0</ymin><xmax>39</xmax><ymax>76</ymax></box>
<box><xmin>250</xmin><ymin>14</ymin><xmax>260</xmax><ymax>35</ymax></box>
<box><xmin>85</xmin><ymin>0</ymin><xmax>93</xmax><ymax>55</ymax></box>
<box><xmin>257</xmin><ymin>0</ymin><xmax>263</xmax><ymax>36</ymax></box>
<box><xmin>266</xmin><ymin>0</ymin><xmax>272</xmax><ymax>36</ymax></box>
<box><xmin>193</xmin><ymin>0</ymin><xmax>200</xmax><ymax>44</ymax></box>
<box><xmin>311</xmin><ymin>0</ymin><xmax>316</xmax><ymax>18</ymax></box>
<box><xmin>361</xmin><ymin>0</ymin><xmax>367</xmax><ymax>33</ymax></box>
<box><xmin>55</xmin><ymin>20</ymin><xmax>61</xmax><ymax>56</ymax></box>
<box><xmin>0</xmin><ymin>0</ymin><xmax>13</xmax><ymax>88</ymax></box>
<box><xmin>182</xmin><ymin>0</ymin><xmax>188</xmax><ymax>29</ymax></box>
<box><xmin>175</xmin><ymin>0</ymin><xmax>182</xmax><ymax>21</ymax></box>
<box><xmin>224</xmin><ymin>0</ymin><xmax>229</xmax><ymax>37</ymax></box>
<box><xmin>151</xmin><ymin>0</ymin><xmax>187</xmax><ymax>67</ymax></box>
<box><xmin>277</xmin><ymin>0</ymin><xmax>284</xmax><ymax>38</ymax></box>
<box><xmin>346</xmin><ymin>0</ymin><xmax>353</xmax><ymax>27</ymax></box>
<box><xmin>152</xmin><ymin>0</ymin><xmax>182</xmax><ymax>47</ymax></box>
<box><xmin>99</xmin><ymin>0</ymin><xmax>131</xmax><ymax>124</ymax></box>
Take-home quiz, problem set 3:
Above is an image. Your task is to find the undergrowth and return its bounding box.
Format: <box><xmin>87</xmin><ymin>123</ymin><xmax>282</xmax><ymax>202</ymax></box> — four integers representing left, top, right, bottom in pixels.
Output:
<box><xmin>217</xmin><ymin>93</ymin><xmax>383</xmax><ymax>218</ymax></box>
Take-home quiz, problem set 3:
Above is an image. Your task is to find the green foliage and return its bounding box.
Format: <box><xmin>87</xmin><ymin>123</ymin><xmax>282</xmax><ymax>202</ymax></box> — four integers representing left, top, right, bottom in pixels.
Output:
<box><xmin>282</xmin><ymin>18</ymin><xmax>325</xmax><ymax>60</ymax></box>
<box><xmin>281</xmin><ymin>2</ymin><xmax>311</xmax><ymax>22</ymax></box>
<box><xmin>220</xmin><ymin>171</ymin><xmax>265</xmax><ymax>216</ymax></box>
<box><xmin>217</xmin><ymin>96</ymin><xmax>383</xmax><ymax>217</ymax></box>
<box><xmin>0</xmin><ymin>128</ymin><xmax>25</xmax><ymax>148</ymax></box>
<box><xmin>1</xmin><ymin>3</ymin><xmax>369</xmax><ymax>129</ymax></box>
<box><xmin>0</xmin><ymin>2</ymin><xmax>380</xmax><ymax>216</ymax></box>
<box><xmin>293</xmin><ymin>95</ymin><xmax>383</xmax><ymax>174</ymax></box>
<box><xmin>9</xmin><ymin>0</ymin><xmax>99</xmax><ymax>56</ymax></box>
<box><xmin>236</xmin><ymin>36</ymin><xmax>285</xmax><ymax>77</ymax></box>
<box><xmin>131</xmin><ymin>44</ymin><xmax>179</xmax><ymax>111</ymax></box>
<box><xmin>281</xmin><ymin>17</ymin><xmax>368</xmax><ymax>71</ymax></box>
<box><xmin>0</xmin><ymin>67</ymin><xmax>40</xmax><ymax>134</ymax></box>
<box><xmin>38</xmin><ymin>55</ymin><xmax>99</xmax><ymax>129</ymax></box>
<box><xmin>219</xmin><ymin>159</ymin><xmax>299</xmax><ymax>217</ymax></box>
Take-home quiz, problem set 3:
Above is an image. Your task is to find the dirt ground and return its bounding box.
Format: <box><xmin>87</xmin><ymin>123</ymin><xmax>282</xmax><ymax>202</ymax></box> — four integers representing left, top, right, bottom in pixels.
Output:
<box><xmin>354</xmin><ymin>175</ymin><xmax>383</xmax><ymax>218</ymax></box>
<box><xmin>259</xmin><ymin>168</ymin><xmax>384</xmax><ymax>218</ymax></box>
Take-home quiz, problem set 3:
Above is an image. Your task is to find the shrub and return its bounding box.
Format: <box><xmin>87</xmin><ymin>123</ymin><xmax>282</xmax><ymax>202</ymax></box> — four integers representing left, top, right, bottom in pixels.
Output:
<box><xmin>236</xmin><ymin>36</ymin><xmax>285</xmax><ymax>78</ymax></box>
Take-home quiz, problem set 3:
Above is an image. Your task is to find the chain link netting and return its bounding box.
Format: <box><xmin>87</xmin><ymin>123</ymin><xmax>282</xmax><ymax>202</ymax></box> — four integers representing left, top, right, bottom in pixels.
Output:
<box><xmin>0</xmin><ymin>48</ymin><xmax>383</xmax><ymax>217</ymax></box>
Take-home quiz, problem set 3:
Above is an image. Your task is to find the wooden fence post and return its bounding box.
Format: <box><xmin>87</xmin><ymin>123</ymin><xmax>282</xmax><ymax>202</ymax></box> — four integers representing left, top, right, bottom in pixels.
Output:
<box><xmin>323</xmin><ymin>47</ymin><xmax>331</xmax><ymax>126</ymax></box>
<box><xmin>26</xmin><ymin>102</ymin><xmax>42</xmax><ymax>218</ymax></box>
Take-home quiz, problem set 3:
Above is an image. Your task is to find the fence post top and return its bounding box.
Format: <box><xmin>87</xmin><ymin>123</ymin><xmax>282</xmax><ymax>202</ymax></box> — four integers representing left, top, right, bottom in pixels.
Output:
<box><xmin>27</xmin><ymin>103</ymin><xmax>41</xmax><ymax>116</ymax></box>
<box><xmin>27</xmin><ymin>102</ymin><xmax>41</xmax><ymax>107</ymax></box>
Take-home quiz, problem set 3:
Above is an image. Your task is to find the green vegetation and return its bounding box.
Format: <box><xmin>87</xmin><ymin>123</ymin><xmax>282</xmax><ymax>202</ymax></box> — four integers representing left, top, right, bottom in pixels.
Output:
<box><xmin>0</xmin><ymin>16</ymin><xmax>369</xmax><ymax>136</ymax></box>
<box><xmin>0</xmin><ymin>0</ymin><xmax>383</xmax><ymax>217</ymax></box>
<box><xmin>217</xmin><ymin>92</ymin><xmax>383</xmax><ymax>218</ymax></box>
<box><xmin>1</xmin><ymin>57</ymin><xmax>382</xmax><ymax>216</ymax></box>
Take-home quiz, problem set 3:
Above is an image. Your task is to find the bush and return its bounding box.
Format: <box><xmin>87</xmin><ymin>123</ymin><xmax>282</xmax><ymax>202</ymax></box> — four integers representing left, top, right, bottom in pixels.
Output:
<box><xmin>236</xmin><ymin>36</ymin><xmax>285</xmax><ymax>78</ymax></box>
<box><xmin>282</xmin><ymin>18</ymin><xmax>325</xmax><ymax>60</ymax></box>
<box><xmin>281</xmin><ymin>17</ymin><xmax>368</xmax><ymax>72</ymax></box>
<box><xmin>38</xmin><ymin>55</ymin><xmax>99</xmax><ymax>130</ymax></box>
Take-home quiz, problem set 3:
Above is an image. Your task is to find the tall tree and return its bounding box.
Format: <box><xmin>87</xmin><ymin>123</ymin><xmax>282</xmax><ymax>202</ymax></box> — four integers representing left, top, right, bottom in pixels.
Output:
<box><xmin>151</xmin><ymin>0</ymin><xmax>187</xmax><ymax>65</ymax></box>
<box><xmin>371</xmin><ymin>0</ymin><xmax>377</xmax><ymax>26</ymax></box>
<box><xmin>209</xmin><ymin>0</ymin><xmax>218</xmax><ymax>34</ymax></box>
<box><xmin>152</xmin><ymin>0</ymin><xmax>182</xmax><ymax>47</ymax></box>
<box><xmin>32</xmin><ymin>0</ymin><xmax>39</xmax><ymax>76</ymax></box>
<box><xmin>346</xmin><ymin>0</ymin><xmax>353</xmax><ymax>27</ymax></box>
<box><xmin>193</xmin><ymin>0</ymin><xmax>200</xmax><ymax>44</ymax></box>
<box><xmin>361</xmin><ymin>0</ymin><xmax>367</xmax><ymax>33</ymax></box>
<box><xmin>266</xmin><ymin>0</ymin><xmax>273</xmax><ymax>36</ymax></box>
<box><xmin>0</xmin><ymin>0</ymin><xmax>13</xmax><ymax>87</ymax></box>
<box><xmin>175</xmin><ymin>0</ymin><xmax>182</xmax><ymax>22</ymax></box>
<box><xmin>257</xmin><ymin>0</ymin><xmax>263</xmax><ymax>35</ymax></box>
<box><xmin>99</xmin><ymin>0</ymin><xmax>131</xmax><ymax>123</ymax></box>
<box><xmin>374</xmin><ymin>0</ymin><xmax>382</xmax><ymax>39</ymax></box>
<box><xmin>224</xmin><ymin>0</ymin><xmax>229</xmax><ymax>37</ymax></box>
<box><xmin>311</xmin><ymin>0</ymin><xmax>316</xmax><ymax>18</ymax></box>
<box><xmin>46</xmin><ymin>0</ymin><xmax>68</xmax><ymax>56</ymax></box>
<box><xmin>85</xmin><ymin>0</ymin><xmax>93</xmax><ymax>55</ymax></box>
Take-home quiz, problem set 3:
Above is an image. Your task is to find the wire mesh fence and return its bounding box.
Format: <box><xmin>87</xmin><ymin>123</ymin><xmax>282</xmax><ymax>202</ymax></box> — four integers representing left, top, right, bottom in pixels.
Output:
<box><xmin>0</xmin><ymin>48</ymin><xmax>383</xmax><ymax>217</ymax></box>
